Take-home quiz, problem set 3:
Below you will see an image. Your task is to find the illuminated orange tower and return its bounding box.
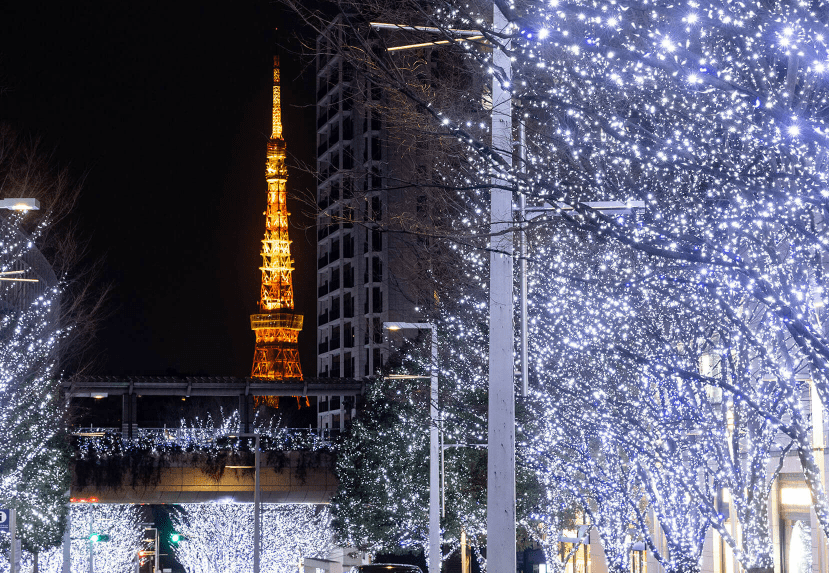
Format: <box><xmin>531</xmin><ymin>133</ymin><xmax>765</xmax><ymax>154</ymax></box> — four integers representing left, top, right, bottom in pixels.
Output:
<box><xmin>250</xmin><ymin>55</ymin><xmax>303</xmax><ymax>381</ymax></box>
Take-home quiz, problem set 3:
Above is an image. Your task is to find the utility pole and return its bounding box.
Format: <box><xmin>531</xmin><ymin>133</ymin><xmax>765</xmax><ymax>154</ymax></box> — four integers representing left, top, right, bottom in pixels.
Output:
<box><xmin>487</xmin><ymin>4</ymin><xmax>516</xmax><ymax>573</ymax></box>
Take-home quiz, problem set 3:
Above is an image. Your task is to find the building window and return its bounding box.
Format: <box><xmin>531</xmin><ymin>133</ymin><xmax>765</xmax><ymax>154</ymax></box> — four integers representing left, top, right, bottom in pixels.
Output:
<box><xmin>344</xmin><ymin>322</ymin><xmax>352</xmax><ymax>347</ymax></box>
<box><xmin>373</xmin><ymin>287</ymin><xmax>383</xmax><ymax>314</ymax></box>
<box><xmin>344</xmin><ymin>352</ymin><xmax>354</xmax><ymax>377</ymax></box>
<box><xmin>558</xmin><ymin>542</ymin><xmax>590</xmax><ymax>573</ymax></box>
<box><xmin>344</xmin><ymin>294</ymin><xmax>354</xmax><ymax>319</ymax></box>
<box><xmin>343</xmin><ymin>263</ymin><xmax>354</xmax><ymax>288</ymax></box>
<box><xmin>343</xmin><ymin>234</ymin><xmax>354</xmax><ymax>258</ymax></box>
<box><xmin>630</xmin><ymin>551</ymin><xmax>646</xmax><ymax>573</ymax></box>
<box><xmin>330</xmin><ymin>267</ymin><xmax>340</xmax><ymax>291</ymax></box>
<box><xmin>373</xmin><ymin>317</ymin><xmax>384</xmax><ymax>344</ymax></box>
<box><xmin>372</xmin><ymin>256</ymin><xmax>383</xmax><ymax>282</ymax></box>
<box><xmin>373</xmin><ymin>348</ymin><xmax>383</xmax><ymax>373</ymax></box>
<box><xmin>371</xmin><ymin>196</ymin><xmax>382</xmax><ymax>221</ymax></box>
<box><xmin>343</xmin><ymin>145</ymin><xmax>354</xmax><ymax>169</ymax></box>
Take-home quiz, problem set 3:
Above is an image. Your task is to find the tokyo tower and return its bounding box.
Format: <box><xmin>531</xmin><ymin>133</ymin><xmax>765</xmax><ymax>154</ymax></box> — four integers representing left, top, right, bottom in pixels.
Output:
<box><xmin>250</xmin><ymin>55</ymin><xmax>303</xmax><ymax>381</ymax></box>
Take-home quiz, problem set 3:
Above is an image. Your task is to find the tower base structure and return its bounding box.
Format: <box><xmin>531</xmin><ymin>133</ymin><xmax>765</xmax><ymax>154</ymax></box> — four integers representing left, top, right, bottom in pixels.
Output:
<box><xmin>250</xmin><ymin>312</ymin><xmax>303</xmax><ymax>380</ymax></box>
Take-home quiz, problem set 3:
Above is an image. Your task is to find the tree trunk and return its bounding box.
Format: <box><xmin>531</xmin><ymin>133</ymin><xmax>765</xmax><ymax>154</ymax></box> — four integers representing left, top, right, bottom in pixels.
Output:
<box><xmin>32</xmin><ymin>552</ymin><xmax>38</xmax><ymax>573</ymax></box>
<box><xmin>745</xmin><ymin>568</ymin><xmax>773</xmax><ymax>573</ymax></box>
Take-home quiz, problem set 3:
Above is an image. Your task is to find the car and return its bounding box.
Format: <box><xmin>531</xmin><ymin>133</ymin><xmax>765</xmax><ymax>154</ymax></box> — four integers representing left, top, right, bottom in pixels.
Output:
<box><xmin>349</xmin><ymin>565</ymin><xmax>423</xmax><ymax>573</ymax></box>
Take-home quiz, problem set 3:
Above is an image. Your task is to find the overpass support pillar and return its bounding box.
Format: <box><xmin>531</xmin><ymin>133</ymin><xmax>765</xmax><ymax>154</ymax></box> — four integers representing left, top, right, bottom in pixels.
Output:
<box><xmin>121</xmin><ymin>394</ymin><xmax>137</xmax><ymax>439</ymax></box>
<box><xmin>240</xmin><ymin>394</ymin><xmax>252</xmax><ymax>434</ymax></box>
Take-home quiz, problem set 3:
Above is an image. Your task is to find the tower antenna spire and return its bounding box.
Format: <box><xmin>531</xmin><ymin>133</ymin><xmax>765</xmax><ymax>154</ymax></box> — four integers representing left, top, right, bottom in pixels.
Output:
<box><xmin>250</xmin><ymin>54</ymin><xmax>303</xmax><ymax>384</ymax></box>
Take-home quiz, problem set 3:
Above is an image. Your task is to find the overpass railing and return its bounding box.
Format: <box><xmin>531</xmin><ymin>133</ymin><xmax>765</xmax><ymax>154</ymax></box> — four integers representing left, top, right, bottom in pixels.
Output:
<box><xmin>71</xmin><ymin>425</ymin><xmax>340</xmax><ymax>459</ymax></box>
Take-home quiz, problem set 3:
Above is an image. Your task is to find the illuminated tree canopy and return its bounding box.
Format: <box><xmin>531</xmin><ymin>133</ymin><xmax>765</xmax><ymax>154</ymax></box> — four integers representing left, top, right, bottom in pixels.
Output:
<box><xmin>172</xmin><ymin>503</ymin><xmax>332</xmax><ymax>573</ymax></box>
<box><xmin>0</xmin><ymin>504</ymin><xmax>142</xmax><ymax>573</ymax></box>
<box><xmin>285</xmin><ymin>0</ymin><xmax>829</xmax><ymax>571</ymax></box>
<box><xmin>0</xmin><ymin>126</ymin><xmax>94</xmax><ymax>567</ymax></box>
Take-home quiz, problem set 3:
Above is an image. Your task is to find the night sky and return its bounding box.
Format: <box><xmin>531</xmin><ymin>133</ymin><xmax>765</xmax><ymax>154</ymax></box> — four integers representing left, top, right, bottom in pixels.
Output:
<box><xmin>0</xmin><ymin>1</ymin><xmax>320</xmax><ymax>376</ymax></box>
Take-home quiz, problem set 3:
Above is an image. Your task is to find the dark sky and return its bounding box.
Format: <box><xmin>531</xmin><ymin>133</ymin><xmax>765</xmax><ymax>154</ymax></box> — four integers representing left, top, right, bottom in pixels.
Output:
<box><xmin>0</xmin><ymin>1</ymin><xmax>320</xmax><ymax>376</ymax></box>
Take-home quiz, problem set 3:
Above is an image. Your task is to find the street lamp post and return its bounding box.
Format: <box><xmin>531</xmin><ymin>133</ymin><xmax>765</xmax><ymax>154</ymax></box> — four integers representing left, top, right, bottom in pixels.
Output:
<box><xmin>384</xmin><ymin>322</ymin><xmax>439</xmax><ymax>573</ymax></box>
<box><xmin>231</xmin><ymin>433</ymin><xmax>262</xmax><ymax>573</ymax></box>
<box><xmin>369</xmin><ymin>14</ymin><xmax>516</xmax><ymax>567</ymax></box>
<box><xmin>255</xmin><ymin>433</ymin><xmax>260</xmax><ymax>573</ymax></box>
<box><xmin>88</xmin><ymin>521</ymin><xmax>94</xmax><ymax>573</ymax></box>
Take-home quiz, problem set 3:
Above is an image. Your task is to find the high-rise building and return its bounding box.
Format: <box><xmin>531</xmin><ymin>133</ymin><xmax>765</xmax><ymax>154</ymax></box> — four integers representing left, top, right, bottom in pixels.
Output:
<box><xmin>314</xmin><ymin>21</ymin><xmax>431</xmax><ymax>433</ymax></box>
<box><xmin>250</xmin><ymin>56</ymin><xmax>304</xmax><ymax>382</ymax></box>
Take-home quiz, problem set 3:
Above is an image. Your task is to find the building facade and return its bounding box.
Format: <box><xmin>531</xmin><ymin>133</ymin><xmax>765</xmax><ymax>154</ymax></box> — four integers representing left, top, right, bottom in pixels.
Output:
<box><xmin>314</xmin><ymin>20</ymin><xmax>433</xmax><ymax>433</ymax></box>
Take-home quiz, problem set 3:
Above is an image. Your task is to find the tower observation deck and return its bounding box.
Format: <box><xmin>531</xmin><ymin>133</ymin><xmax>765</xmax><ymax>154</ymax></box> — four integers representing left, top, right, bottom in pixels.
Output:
<box><xmin>250</xmin><ymin>55</ymin><xmax>303</xmax><ymax>380</ymax></box>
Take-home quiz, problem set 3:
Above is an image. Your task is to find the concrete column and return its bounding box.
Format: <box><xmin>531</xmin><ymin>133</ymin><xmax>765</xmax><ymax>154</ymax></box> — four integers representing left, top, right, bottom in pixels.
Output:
<box><xmin>121</xmin><ymin>394</ymin><xmax>137</xmax><ymax>439</ymax></box>
<box><xmin>809</xmin><ymin>381</ymin><xmax>827</xmax><ymax>573</ymax></box>
<box><xmin>769</xmin><ymin>480</ymin><xmax>781</xmax><ymax>573</ymax></box>
<box><xmin>486</xmin><ymin>3</ymin><xmax>515</xmax><ymax>573</ymax></box>
<box><xmin>240</xmin><ymin>394</ymin><xmax>251</xmax><ymax>434</ymax></box>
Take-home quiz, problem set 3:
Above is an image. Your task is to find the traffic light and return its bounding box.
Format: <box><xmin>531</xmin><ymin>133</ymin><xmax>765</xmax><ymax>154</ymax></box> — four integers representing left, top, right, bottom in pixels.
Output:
<box><xmin>89</xmin><ymin>533</ymin><xmax>110</xmax><ymax>542</ymax></box>
<box><xmin>170</xmin><ymin>532</ymin><xmax>185</xmax><ymax>544</ymax></box>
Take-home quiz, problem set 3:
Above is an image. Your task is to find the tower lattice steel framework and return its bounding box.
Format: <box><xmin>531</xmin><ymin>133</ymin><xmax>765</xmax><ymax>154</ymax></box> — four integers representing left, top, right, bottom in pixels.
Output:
<box><xmin>250</xmin><ymin>55</ymin><xmax>303</xmax><ymax>380</ymax></box>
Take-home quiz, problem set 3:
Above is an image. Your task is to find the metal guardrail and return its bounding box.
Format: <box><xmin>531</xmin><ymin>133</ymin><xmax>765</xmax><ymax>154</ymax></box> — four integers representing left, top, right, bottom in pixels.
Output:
<box><xmin>62</xmin><ymin>376</ymin><xmax>366</xmax><ymax>398</ymax></box>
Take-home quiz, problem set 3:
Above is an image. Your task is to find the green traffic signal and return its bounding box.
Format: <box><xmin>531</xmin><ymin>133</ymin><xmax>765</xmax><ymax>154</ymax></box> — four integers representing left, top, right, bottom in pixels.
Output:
<box><xmin>89</xmin><ymin>533</ymin><xmax>110</xmax><ymax>542</ymax></box>
<box><xmin>171</xmin><ymin>532</ymin><xmax>184</xmax><ymax>543</ymax></box>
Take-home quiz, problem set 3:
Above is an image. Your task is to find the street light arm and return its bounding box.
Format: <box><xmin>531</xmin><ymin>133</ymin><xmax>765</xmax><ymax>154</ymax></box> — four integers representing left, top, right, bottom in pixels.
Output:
<box><xmin>0</xmin><ymin>198</ymin><xmax>39</xmax><ymax>211</ymax></box>
<box><xmin>384</xmin><ymin>322</ymin><xmax>434</xmax><ymax>331</ymax></box>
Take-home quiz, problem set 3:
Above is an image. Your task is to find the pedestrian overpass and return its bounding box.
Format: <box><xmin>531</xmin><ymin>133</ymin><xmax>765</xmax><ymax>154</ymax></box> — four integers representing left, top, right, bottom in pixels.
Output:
<box><xmin>70</xmin><ymin>438</ymin><xmax>337</xmax><ymax>504</ymax></box>
<box><xmin>64</xmin><ymin>376</ymin><xmax>366</xmax><ymax>505</ymax></box>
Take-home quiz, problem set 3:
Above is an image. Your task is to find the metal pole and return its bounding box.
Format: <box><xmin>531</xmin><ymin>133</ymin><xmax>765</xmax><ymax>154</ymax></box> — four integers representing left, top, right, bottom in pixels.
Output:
<box><xmin>62</xmin><ymin>495</ymin><xmax>71</xmax><ymax>573</ymax></box>
<box><xmin>440</xmin><ymin>418</ymin><xmax>445</xmax><ymax>518</ymax></box>
<box><xmin>384</xmin><ymin>322</ymin><xmax>441</xmax><ymax>572</ymax></box>
<box><xmin>154</xmin><ymin>528</ymin><xmax>159</xmax><ymax>573</ymax></box>
<box><xmin>519</xmin><ymin>120</ymin><xmax>528</xmax><ymax>397</ymax></box>
<box><xmin>429</xmin><ymin>326</ymin><xmax>440</xmax><ymax>573</ymax></box>
<box><xmin>254</xmin><ymin>434</ymin><xmax>261</xmax><ymax>573</ymax></box>
<box><xmin>10</xmin><ymin>509</ymin><xmax>16</xmax><ymax>573</ymax></box>
<box><xmin>88</xmin><ymin>520</ymin><xmax>93</xmax><ymax>573</ymax></box>
<box><xmin>487</xmin><ymin>4</ymin><xmax>516</xmax><ymax>573</ymax></box>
